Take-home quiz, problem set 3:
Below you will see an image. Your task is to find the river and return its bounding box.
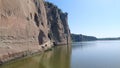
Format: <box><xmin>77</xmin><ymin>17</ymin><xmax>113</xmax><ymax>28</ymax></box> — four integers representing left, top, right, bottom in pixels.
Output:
<box><xmin>0</xmin><ymin>40</ymin><xmax>120</xmax><ymax>68</ymax></box>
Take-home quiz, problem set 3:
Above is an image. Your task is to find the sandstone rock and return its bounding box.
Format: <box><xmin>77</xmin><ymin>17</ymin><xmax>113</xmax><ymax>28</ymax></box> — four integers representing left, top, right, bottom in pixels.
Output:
<box><xmin>0</xmin><ymin>0</ymin><xmax>71</xmax><ymax>46</ymax></box>
<box><xmin>45</xmin><ymin>2</ymin><xmax>71</xmax><ymax>45</ymax></box>
<box><xmin>0</xmin><ymin>0</ymin><xmax>71</xmax><ymax>64</ymax></box>
<box><xmin>0</xmin><ymin>0</ymin><xmax>49</xmax><ymax>45</ymax></box>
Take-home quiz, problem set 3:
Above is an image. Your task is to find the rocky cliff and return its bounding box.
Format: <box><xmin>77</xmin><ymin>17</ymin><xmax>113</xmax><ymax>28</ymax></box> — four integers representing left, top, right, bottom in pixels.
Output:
<box><xmin>0</xmin><ymin>0</ymin><xmax>71</xmax><ymax>64</ymax></box>
<box><xmin>45</xmin><ymin>2</ymin><xmax>71</xmax><ymax>45</ymax></box>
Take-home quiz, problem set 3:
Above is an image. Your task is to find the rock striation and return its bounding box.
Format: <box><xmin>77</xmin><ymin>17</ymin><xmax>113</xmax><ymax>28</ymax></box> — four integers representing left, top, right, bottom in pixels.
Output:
<box><xmin>0</xmin><ymin>0</ymin><xmax>71</xmax><ymax>64</ymax></box>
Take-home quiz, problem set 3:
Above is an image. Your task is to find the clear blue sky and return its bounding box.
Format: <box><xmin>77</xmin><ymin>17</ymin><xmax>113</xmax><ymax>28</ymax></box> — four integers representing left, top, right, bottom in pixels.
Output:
<box><xmin>47</xmin><ymin>0</ymin><xmax>120</xmax><ymax>38</ymax></box>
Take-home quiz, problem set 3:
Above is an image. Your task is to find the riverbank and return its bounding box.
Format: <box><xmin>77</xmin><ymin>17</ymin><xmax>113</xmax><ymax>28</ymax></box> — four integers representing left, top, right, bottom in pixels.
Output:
<box><xmin>0</xmin><ymin>41</ymin><xmax>53</xmax><ymax>65</ymax></box>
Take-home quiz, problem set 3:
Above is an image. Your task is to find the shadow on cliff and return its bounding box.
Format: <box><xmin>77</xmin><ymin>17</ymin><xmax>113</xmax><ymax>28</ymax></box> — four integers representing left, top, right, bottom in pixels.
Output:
<box><xmin>38</xmin><ymin>30</ymin><xmax>46</xmax><ymax>45</ymax></box>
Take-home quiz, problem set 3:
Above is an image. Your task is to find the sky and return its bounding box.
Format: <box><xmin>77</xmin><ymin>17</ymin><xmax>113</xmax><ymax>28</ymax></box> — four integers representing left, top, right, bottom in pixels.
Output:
<box><xmin>47</xmin><ymin>0</ymin><xmax>120</xmax><ymax>38</ymax></box>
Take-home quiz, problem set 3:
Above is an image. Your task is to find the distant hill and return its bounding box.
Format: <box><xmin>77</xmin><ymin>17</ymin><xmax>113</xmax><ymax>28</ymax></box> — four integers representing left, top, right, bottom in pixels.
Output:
<box><xmin>71</xmin><ymin>34</ymin><xmax>97</xmax><ymax>42</ymax></box>
<box><xmin>71</xmin><ymin>34</ymin><xmax>120</xmax><ymax>42</ymax></box>
<box><xmin>98</xmin><ymin>37</ymin><xmax>120</xmax><ymax>40</ymax></box>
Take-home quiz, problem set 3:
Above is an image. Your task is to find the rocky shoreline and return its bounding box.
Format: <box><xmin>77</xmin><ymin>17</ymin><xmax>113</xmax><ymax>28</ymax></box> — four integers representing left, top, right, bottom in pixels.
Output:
<box><xmin>0</xmin><ymin>41</ymin><xmax>53</xmax><ymax>65</ymax></box>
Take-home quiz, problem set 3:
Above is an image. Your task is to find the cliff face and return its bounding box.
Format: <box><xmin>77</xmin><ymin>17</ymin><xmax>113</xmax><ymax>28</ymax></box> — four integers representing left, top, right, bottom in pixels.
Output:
<box><xmin>45</xmin><ymin>2</ymin><xmax>71</xmax><ymax>45</ymax></box>
<box><xmin>0</xmin><ymin>0</ymin><xmax>49</xmax><ymax>45</ymax></box>
<box><xmin>0</xmin><ymin>0</ymin><xmax>71</xmax><ymax>46</ymax></box>
<box><xmin>0</xmin><ymin>0</ymin><xmax>71</xmax><ymax>64</ymax></box>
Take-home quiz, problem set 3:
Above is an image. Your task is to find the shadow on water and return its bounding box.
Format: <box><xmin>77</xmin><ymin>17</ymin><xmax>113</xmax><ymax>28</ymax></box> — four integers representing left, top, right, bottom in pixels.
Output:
<box><xmin>0</xmin><ymin>45</ymin><xmax>72</xmax><ymax>68</ymax></box>
<box><xmin>38</xmin><ymin>30</ymin><xmax>46</xmax><ymax>45</ymax></box>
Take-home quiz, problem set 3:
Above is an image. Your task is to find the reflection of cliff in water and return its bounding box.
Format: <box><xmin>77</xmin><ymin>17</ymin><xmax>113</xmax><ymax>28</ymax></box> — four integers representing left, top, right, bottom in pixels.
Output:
<box><xmin>39</xmin><ymin>45</ymin><xmax>71</xmax><ymax>68</ymax></box>
<box><xmin>0</xmin><ymin>45</ymin><xmax>71</xmax><ymax>68</ymax></box>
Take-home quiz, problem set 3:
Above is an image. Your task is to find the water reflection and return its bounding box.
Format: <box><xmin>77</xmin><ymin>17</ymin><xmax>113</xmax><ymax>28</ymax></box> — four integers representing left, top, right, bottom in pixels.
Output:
<box><xmin>1</xmin><ymin>41</ymin><xmax>120</xmax><ymax>68</ymax></box>
<box><xmin>0</xmin><ymin>45</ymin><xmax>71</xmax><ymax>68</ymax></box>
<box><xmin>72</xmin><ymin>41</ymin><xmax>96</xmax><ymax>49</ymax></box>
<box><xmin>71</xmin><ymin>41</ymin><xmax>120</xmax><ymax>68</ymax></box>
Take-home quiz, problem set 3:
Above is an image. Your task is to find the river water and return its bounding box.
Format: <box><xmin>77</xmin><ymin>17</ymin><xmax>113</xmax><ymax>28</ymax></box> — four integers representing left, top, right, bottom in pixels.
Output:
<box><xmin>1</xmin><ymin>40</ymin><xmax>120</xmax><ymax>68</ymax></box>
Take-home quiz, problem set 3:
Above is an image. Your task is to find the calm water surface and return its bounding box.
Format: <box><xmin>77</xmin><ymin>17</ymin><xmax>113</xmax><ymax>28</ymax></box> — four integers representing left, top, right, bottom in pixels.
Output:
<box><xmin>1</xmin><ymin>40</ymin><xmax>120</xmax><ymax>68</ymax></box>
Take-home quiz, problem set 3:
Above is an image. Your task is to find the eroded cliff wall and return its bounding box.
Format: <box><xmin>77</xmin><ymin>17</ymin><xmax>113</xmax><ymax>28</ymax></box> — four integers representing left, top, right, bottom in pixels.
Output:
<box><xmin>0</xmin><ymin>0</ymin><xmax>71</xmax><ymax>46</ymax></box>
<box><xmin>45</xmin><ymin>2</ymin><xmax>71</xmax><ymax>45</ymax></box>
<box><xmin>0</xmin><ymin>0</ymin><xmax>71</xmax><ymax>64</ymax></box>
<box><xmin>0</xmin><ymin>0</ymin><xmax>50</xmax><ymax>45</ymax></box>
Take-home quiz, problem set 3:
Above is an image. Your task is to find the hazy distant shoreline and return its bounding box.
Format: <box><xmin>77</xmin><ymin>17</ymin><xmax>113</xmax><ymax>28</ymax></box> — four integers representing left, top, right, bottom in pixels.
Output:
<box><xmin>71</xmin><ymin>34</ymin><xmax>120</xmax><ymax>42</ymax></box>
